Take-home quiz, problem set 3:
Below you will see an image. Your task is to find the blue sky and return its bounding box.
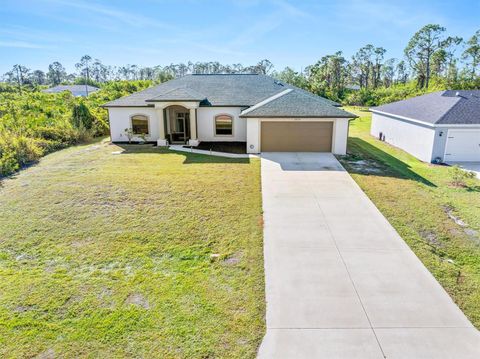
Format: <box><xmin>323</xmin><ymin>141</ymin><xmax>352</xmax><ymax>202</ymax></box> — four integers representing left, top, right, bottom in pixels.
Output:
<box><xmin>0</xmin><ymin>0</ymin><xmax>479</xmax><ymax>74</ymax></box>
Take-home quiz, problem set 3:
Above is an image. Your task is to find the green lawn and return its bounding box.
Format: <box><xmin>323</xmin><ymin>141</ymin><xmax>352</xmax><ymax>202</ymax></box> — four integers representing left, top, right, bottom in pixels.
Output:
<box><xmin>340</xmin><ymin>107</ymin><xmax>480</xmax><ymax>328</ymax></box>
<box><xmin>0</xmin><ymin>141</ymin><xmax>265</xmax><ymax>358</ymax></box>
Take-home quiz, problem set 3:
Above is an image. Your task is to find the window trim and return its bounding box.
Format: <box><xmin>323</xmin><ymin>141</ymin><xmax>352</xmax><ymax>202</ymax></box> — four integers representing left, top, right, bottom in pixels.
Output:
<box><xmin>130</xmin><ymin>114</ymin><xmax>150</xmax><ymax>136</ymax></box>
<box><xmin>214</xmin><ymin>114</ymin><xmax>234</xmax><ymax>137</ymax></box>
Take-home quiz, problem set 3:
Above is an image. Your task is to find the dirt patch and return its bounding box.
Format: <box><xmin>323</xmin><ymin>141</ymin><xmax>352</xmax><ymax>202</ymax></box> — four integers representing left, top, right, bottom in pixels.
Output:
<box><xmin>342</xmin><ymin>158</ymin><xmax>384</xmax><ymax>174</ymax></box>
<box><xmin>14</xmin><ymin>305</ymin><xmax>37</xmax><ymax>313</ymax></box>
<box><xmin>443</xmin><ymin>206</ymin><xmax>467</xmax><ymax>227</ymax></box>
<box><xmin>419</xmin><ymin>229</ymin><xmax>442</xmax><ymax>248</ymax></box>
<box><xmin>125</xmin><ymin>293</ymin><xmax>150</xmax><ymax>309</ymax></box>
<box><xmin>34</xmin><ymin>349</ymin><xmax>55</xmax><ymax>359</ymax></box>
<box><xmin>223</xmin><ymin>253</ymin><xmax>242</xmax><ymax>266</ymax></box>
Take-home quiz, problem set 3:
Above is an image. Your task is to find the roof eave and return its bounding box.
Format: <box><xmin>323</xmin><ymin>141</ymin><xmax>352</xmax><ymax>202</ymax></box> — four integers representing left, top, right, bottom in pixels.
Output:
<box><xmin>145</xmin><ymin>98</ymin><xmax>205</xmax><ymax>102</ymax></box>
<box><xmin>239</xmin><ymin>114</ymin><xmax>357</xmax><ymax>118</ymax></box>
<box><xmin>369</xmin><ymin>109</ymin><xmax>436</xmax><ymax>127</ymax></box>
<box><xmin>101</xmin><ymin>104</ymin><xmax>155</xmax><ymax>108</ymax></box>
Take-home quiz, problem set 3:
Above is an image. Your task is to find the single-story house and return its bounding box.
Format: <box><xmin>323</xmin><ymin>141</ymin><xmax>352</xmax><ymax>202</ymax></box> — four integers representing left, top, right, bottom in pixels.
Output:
<box><xmin>370</xmin><ymin>90</ymin><xmax>480</xmax><ymax>163</ymax></box>
<box><xmin>102</xmin><ymin>74</ymin><xmax>356</xmax><ymax>154</ymax></box>
<box><xmin>42</xmin><ymin>85</ymin><xmax>99</xmax><ymax>97</ymax></box>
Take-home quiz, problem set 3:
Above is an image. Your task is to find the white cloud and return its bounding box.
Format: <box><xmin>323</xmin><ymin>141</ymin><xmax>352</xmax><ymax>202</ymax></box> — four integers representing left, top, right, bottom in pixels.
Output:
<box><xmin>0</xmin><ymin>40</ymin><xmax>50</xmax><ymax>48</ymax></box>
<box><xmin>42</xmin><ymin>0</ymin><xmax>175</xmax><ymax>30</ymax></box>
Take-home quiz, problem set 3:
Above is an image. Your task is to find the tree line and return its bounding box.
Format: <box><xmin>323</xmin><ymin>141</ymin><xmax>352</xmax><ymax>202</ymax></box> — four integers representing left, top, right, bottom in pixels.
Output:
<box><xmin>1</xmin><ymin>58</ymin><xmax>274</xmax><ymax>87</ymax></box>
<box><xmin>2</xmin><ymin>24</ymin><xmax>479</xmax><ymax>105</ymax></box>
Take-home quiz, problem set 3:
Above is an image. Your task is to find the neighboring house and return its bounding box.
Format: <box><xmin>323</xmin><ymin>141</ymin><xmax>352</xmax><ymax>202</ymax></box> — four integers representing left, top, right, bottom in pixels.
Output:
<box><xmin>42</xmin><ymin>85</ymin><xmax>99</xmax><ymax>97</ymax></box>
<box><xmin>103</xmin><ymin>74</ymin><xmax>356</xmax><ymax>154</ymax></box>
<box><xmin>370</xmin><ymin>90</ymin><xmax>480</xmax><ymax>163</ymax></box>
<box><xmin>345</xmin><ymin>84</ymin><xmax>361</xmax><ymax>91</ymax></box>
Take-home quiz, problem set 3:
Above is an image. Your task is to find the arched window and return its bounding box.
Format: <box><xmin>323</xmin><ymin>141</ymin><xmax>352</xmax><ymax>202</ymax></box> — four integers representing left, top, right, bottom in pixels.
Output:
<box><xmin>131</xmin><ymin>115</ymin><xmax>149</xmax><ymax>135</ymax></box>
<box><xmin>215</xmin><ymin>114</ymin><xmax>233</xmax><ymax>136</ymax></box>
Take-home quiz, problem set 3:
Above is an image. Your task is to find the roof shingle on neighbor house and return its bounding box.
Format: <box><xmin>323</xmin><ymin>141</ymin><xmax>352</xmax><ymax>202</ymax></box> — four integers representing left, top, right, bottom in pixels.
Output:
<box><xmin>102</xmin><ymin>74</ymin><xmax>350</xmax><ymax>118</ymax></box>
<box><xmin>371</xmin><ymin>90</ymin><xmax>480</xmax><ymax>125</ymax></box>
<box><xmin>42</xmin><ymin>85</ymin><xmax>99</xmax><ymax>97</ymax></box>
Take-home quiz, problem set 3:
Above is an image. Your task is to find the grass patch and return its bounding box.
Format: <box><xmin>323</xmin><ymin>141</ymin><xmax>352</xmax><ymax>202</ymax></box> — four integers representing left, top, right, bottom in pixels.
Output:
<box><xmin>339</xmin><ymin>107</ymin><xmax>480</xmax><ymax>328</ymax></box>
<box><xmin>0</xmin><ymin>141</ymin><xmax>265</xmax><ymax>358</ymax></box>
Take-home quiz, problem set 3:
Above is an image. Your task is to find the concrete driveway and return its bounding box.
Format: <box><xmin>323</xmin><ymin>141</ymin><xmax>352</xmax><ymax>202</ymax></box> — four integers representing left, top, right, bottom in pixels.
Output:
<box><xmin>258</xmin><ymin>153</ymin><xmax>480</xmax><ymax>359</ymax></box>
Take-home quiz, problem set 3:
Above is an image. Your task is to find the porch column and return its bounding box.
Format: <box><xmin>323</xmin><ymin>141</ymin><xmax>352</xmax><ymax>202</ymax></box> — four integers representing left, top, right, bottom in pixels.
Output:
<box><xmin>157</xmin><ymin>108</ymin><xmax>168</xmax><ymax>146</ymax></box>
<box><xmin>188</xmin><ymin>108</ymin><xmax>199</xmax><ymax>146</ymax></box>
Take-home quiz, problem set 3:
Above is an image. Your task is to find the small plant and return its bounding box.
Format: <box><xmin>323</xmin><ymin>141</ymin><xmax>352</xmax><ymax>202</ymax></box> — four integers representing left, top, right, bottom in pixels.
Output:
<box><xmin>450</xmin><ymin>165</ymin><xmax>475</xmax><ymax>187</ymax></box>
<box><xmin>124</xmin><ymin>128</ymin><xmax>134</xmax><ymax>143</ymax></box>
<box><xmin>138</xmin><ymin>133</ymin><xmax>148</xmax><ymax>143</ymax></box>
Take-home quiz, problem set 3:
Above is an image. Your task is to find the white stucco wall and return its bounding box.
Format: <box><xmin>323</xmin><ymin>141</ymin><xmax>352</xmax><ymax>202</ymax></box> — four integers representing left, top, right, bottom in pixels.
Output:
<box><xmin>108</xmin><ymin>107</ymin><xmax>160</xmax><ymax>142</ymax></box>
<box><xmin>197</xmin><ymin>107</ymin><xmax>246</xmax><ymax>142</ymax></box>
<box><xmin>371</xmin><ymin>113</ymin><xmax>436</xmax><ymax>162</ymax></box>
<box><xmin>246</xmin><ymin>118</ymin><xmax>349</xmax><ymax>154</ymax></box>
<box><xmin>246</xmin><ymin>118</ymin><xmax>261</xmax><ymax>153</ymax></box>
<box><xmin>333</xmin><ymin>118</ymin><xmax>349</xmax><ymax>155</ymax></box>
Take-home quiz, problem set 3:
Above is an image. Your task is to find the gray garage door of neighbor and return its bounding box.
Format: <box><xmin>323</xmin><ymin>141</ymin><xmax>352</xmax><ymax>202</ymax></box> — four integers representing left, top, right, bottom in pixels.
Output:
<box><xmin>261</xmin><ymin>121</ymin><xmax>333</xmax><ymax>152</ymax></box>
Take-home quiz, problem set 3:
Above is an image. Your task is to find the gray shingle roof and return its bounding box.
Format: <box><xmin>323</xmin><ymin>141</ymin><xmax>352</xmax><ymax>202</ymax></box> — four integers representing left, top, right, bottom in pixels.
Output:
<box><xmin>145</xmin><ymin>87</ymin><xmax>206</xmax><ymax>102</ymax></box>
<box><xmin>240</xmin><ymin>89</ymin><xmax>355</xmax><ymax>118</ymax></box>
<box><xmin>42</xmin><ymin>85</ymin><xmax>99</xmax><ymax>97</ymax></box>
<box><xmin>371</xmin><ymin>90</ymin><xmax>480</xmax><ymax>125</ymax></box>
<box><xmin>103</xmin><ymin>74</ymin><xmax>340</xmax><ymax>108</ymax></box>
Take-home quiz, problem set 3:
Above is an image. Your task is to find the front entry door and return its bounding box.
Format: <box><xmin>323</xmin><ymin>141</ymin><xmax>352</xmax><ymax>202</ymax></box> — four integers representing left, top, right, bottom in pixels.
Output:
<box><xmin>173</xmin><ymin>112</ymin><xmax>190</xmax><ymax>143</ymax></box>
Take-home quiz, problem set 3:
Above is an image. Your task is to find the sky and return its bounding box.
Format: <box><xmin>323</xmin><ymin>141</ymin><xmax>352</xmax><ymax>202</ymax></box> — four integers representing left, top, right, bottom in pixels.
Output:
<box><xmin>0</xmin><ymin>0</ymin><xmax>479</xmax><ymax>74</ymax></box>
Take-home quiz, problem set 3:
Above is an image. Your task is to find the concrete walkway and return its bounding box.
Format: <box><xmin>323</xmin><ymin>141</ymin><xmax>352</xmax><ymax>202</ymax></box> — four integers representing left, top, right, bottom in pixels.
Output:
<box><xmin>258</xmin><ymin>153</ymin><xmax>480</xmax><ymax>359</ymax></box>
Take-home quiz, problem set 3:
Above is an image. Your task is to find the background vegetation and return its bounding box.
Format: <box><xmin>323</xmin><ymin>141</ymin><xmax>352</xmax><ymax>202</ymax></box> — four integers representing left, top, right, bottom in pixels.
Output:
<box><xmin>0</xmin><ymin>81</ymin><xmax>151</xmax><ymax>176</ymax></box>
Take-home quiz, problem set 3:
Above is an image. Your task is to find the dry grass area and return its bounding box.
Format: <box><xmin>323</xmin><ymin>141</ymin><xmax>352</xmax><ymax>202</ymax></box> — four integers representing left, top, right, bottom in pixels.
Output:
<box><xmin>0</xmin><ymin>140</ymin><xmax>265</xmax><ymax>358</ymax></box>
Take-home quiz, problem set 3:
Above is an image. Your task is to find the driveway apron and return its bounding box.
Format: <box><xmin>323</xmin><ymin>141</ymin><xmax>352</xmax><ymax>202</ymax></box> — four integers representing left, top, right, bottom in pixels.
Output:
<box><xmin>258</xmin><ymin>152</ymin><xmax>480</xmax><ymax>359</ymax></box>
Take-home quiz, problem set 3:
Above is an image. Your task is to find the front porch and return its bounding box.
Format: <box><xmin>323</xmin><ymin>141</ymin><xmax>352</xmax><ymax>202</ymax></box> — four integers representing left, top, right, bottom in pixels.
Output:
<box><xmin>155</xmin><ymin>103</ymin><xmax>199</xmax><ymax>146</ymax></box>
<box><xmin>148</xmin><ymin>96</ymin><xmax>202</xmax><ymax>147</ymax></box>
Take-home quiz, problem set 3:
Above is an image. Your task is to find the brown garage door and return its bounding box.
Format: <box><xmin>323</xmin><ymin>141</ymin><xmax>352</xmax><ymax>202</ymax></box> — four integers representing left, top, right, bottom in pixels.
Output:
<box><xmin>261</xmin><ymin>121</ymin><xmax>333</xmax><ymax>152</ymax></box>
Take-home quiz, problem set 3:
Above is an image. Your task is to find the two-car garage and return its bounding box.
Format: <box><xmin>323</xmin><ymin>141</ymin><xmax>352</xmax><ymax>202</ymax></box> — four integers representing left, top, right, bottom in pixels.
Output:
<box><xmin>260</xmin><ymin>121</ymin><xmax>333</xmax><ymax>152</ymax></box>
<box><xmin>244</xmin><ymin>117</ymin><xmax>351</xmax><ymax>154</ymax></box>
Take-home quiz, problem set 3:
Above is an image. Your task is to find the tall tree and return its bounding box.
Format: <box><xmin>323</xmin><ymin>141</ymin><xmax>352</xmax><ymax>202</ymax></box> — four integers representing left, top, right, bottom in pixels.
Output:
<box><xmin>47</xmin><ymin>62</ymin><xmax>67</xmax><ymax>85</ymax></box>
<box><xmin>308</xmin><ymin>52</ymin><xmax>347</xmax><ymax>99</ymax></box>
<box><xmin>372</xmin><ymin>47</ymin><xmax>387</xmax><ymax>88</ymax></box>
<box><xmin>31</xmin><ymin>70</ymin><xmax>46</xmax><ymax>85</ymax></box>
<box><xmin>404</xmin><ymin>24</ymin><xmax>447</xmax><ymax>88</ymax></box>
<box><xmin>462</xmin><ymin>30</ymin><xmax>480</xmax><ymax>78</ymax></box>
<box><xmin>75</xmin><ymin>55</ymin><xmax>93</xmax><ymax>90</ymax></box>
<box><xmin>91</xmin><ymin>59</ymin><xmax>109</xmax><ymax>82</ymax></box>
<box><xmin>381</xmin><ymin>58</ymin><xmax>396</xmax><ymax>87</ymax></box>
<box><xmin>274</xmin><ymin>67</ymin><xmax>308</xmax><ymax>89</ymax></box>
<box><xmin>395</xmin><ymin>60</ymin><xmax>409</xmax><ymax>84</ymax></box>
<box><xmin>352</xmin><ymin>45</ymin><xmax>374</xmax><ymax>88</ymax></box>
<box><xmin>9</xmin><ymin>64</ymin><xmax>30</xmax><ymax>89</ymax></box>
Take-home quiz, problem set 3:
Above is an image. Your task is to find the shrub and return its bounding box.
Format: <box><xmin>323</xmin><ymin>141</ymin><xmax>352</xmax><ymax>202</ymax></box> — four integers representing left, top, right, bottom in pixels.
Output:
<box><xmin>13</xmin><ymin>136</ymin><xmax>44</xmax><ymax>166</ymax></box>
<box><xmin>71</xmin><ymin>102</ymin><xmax>94</xmax><ymax>130</ymax></box>
<box><xmin>450</xmin><ymin>165</ymin><xmax>476</xmax><ymax>187</ymax></box>
<box><xmin>0</xmin><ymin>134</ymin><xmax>43</xmax><ymax>176</ymax></box>
<box><xmin>35</xmin><ymin>126</ymin><xmax>78</xmax><ymax>144</ymax></box>
<box><xmin>0</xmin><ymin>150</ymin><xmax>18</xmax><ymax>176</ymax></box>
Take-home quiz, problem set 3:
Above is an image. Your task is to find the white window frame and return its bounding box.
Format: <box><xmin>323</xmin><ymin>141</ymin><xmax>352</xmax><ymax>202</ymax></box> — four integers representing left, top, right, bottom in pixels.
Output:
<box><xmin>214</xmin><ymin>114</ymin><xmax>234</xmax><ymax>137</ymax></box>
<box><xmin>130</xmin><ymin>114</ymin><xmax>150</xmax><ymax>135</ymax></box>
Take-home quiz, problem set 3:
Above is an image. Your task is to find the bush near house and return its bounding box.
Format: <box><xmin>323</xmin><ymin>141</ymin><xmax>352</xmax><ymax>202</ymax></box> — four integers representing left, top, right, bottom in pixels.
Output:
<box><xmin>0</xmin><ymin>81</ymin><xmax>153</xmax><ymax>177</ymax></box>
